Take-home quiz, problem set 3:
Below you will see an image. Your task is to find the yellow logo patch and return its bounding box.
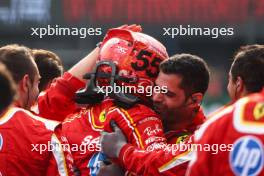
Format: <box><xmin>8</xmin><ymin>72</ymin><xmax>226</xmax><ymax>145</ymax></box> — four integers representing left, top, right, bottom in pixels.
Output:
<box><xmin>253</xmin><ymin>102</ymin><xmax>264</xmax><ymax>121</ymax></box>
<box><xmin>99</xmin><ymin>110</ymin><xmax>106</xmax><ymax>123</ymax></box>
<box><xmin>176</xmin><ymin>135</ymin><xmax>189</xmax><ymax>144</ymax></box>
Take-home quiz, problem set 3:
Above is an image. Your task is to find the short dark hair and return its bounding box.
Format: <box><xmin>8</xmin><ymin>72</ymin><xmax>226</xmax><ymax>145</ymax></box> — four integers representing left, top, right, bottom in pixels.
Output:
<box><xmin>0</xmin><ymin>63</ymin><xmax>16</xmax><ymax>113</ymax></box>
<box><xmin>0</xmin><ymin>44</ymin><xmax>37</xmax><ymax>83</ymax></box>
<box><xmin>160</xmin><ymin>54</ymin><xmax>210</xmax><ymax>96</ymax></box>
<box><xmin>234</xmin><ymin>44</ymin><xmax>264</xmax><ymax>58</ymax></box>
<box><xmin>33</xmin><ymin>49</ymin><xmax>63</xmax><ymax>91</ymax></box>
<box><xmin>231</xmin><ymin>47</ymin><xmax>264</xmax><ymax>93</ymax></box>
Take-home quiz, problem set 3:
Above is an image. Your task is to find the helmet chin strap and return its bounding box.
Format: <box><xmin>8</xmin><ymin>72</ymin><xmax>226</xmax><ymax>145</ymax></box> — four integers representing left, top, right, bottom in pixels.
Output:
<box><xmin>75</xmin><ymin>61</ymin><xmax>110</xmax><ymax>105</ymax></box>
<box><xmin>75</xmin><ymin>61</ymin><xmax>139</xmax><ymax>108</ymax></box>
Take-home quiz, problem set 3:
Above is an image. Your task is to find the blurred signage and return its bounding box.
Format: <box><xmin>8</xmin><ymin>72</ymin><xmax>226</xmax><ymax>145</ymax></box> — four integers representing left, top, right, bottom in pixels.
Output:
<box><xmin>0</xmin><ymin>0</ymin><xmax>51</xmax><ymax>24</ymax></box>
<box><xmin>63</xmin><ymin>0</ymin><xmax>264</xmax><ymax>24</ymax></box>
<box><xmin>0</xmin><ymin>0</ymin><xmax>263</xmax><ymax>26</ymax></box>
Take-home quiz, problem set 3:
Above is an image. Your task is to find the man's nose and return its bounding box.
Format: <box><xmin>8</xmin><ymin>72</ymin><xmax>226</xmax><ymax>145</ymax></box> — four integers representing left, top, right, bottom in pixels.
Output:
<box><xmin>152</xmin><ymin>92</ymin><xmax>163</xmax><ymax>103</ymax></box>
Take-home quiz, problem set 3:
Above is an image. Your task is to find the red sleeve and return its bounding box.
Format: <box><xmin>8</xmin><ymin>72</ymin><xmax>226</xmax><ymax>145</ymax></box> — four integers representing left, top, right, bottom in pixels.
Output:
<box><xmin>37</xmin><ymin>72</ymin><xmax>85</xmax><ymax>122</ymax></box>
<box><xmin>104</xmin><ymin>104</ymin><xmax>166</xmax><ymax>150</ymax></box>
<box><xmin>118</xmin><ymin>144</ymin><xmax>164</xmax><ymax>176</ymax></box>
<box><xmin>186</xmin><ymin>112</ymin><xmax>230</xmax><ymax>176</ymax></box>
<box><xmin>102</xmin><ymin>104</ymin><xmax>205</xmax><ymax>176</ymax></box>
<box><xmin>187</xmin><ymin>121</ymin><xmax>223</xmax><ymax>176</ymax></box>
<box><xmin>118</xmin><ymin>138</ymin><xmax>193</xmax><ymax>176</ymax></box>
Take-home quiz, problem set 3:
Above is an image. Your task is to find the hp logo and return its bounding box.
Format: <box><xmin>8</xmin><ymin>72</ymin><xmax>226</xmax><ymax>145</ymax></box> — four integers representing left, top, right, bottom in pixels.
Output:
<box><xmin>229</xmin><ymin>136</ymin><xmax>264</xmax><ymax>176</ymax></box>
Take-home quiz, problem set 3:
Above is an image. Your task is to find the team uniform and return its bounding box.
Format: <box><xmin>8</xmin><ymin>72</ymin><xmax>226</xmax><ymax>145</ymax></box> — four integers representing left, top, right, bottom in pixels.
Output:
<box><xmin>0</xmin><ymin>107</ymin><xmax>74</xmax><ymax>176</ymax></box>
<box><xmin>36</xmin><ymin>28</ymin><xmax>169</xmax><ymax>175</ymax></box>
<box><xmin>116</xmin><ymin>109</ymin><xmax>205</xmax><ymax>176</ymax></box>
<box><xmin>62</xmin><ymin>98</ymin><xmax>166</xmax><ymax>175</ymax></box>
<box><xmin>187</xmin><ymin>90</ymin><xmax>264</xmax><ymax>176</ymax></box>
<box><xmin>37</xmin><ymin>72</ymin><xmax>166</xmax><ymax>175</ymax></box>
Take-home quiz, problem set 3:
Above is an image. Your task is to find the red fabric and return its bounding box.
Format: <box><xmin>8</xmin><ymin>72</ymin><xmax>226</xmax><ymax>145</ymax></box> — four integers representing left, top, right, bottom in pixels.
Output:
<box><xmin>188</xmin><ymin>91</ymin><xmax>264</xmax><ymax>176</ymax></box>
<box><xmin>37</xmin><ymin>72</ymin><xmax>85</xmax><ymax>122</ymax></box>
<box><xmin>186</xmin><ymin>109</ymin><xmax>206</xmax><ymax>131</ymax></box>
<box><xmin>36</xmin><ymin>71</ymin><xmax>209</xmax><ymax>175</ymax></box>
<box><xmin>118</xmin><ymin>109</ymin><xmax>206</xmax><ymax>176</ymax></box>
<box><xmin>61</xmin><ymin>100</ymin><xmax>114</xmax><ymax>176</ymax></box>
<box><xmin>61</xmin><ymin>99</ymin><xmax>166</xmax><ymax>175</ymax></box>
<box><xmin>103</xmin><ymin>103</ymin><xmax>166</xmax><ymax>150</ymax></box>
<box><xmin>0</xmin><ymin>107</ymin><xmax>74</xmax><ymax>176</ymax></box>
<box><xmin>36</xmin><ymin>72</ymin><xmax>167</xmax><ymax>175</ymax></box>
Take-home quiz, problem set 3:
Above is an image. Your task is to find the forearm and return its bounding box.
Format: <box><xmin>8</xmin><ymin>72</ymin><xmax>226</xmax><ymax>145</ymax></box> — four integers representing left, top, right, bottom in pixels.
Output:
<box><xmin>68</xmin><ymin>47</ymin><xmax>99</xmax><ymax>83</ymax></box>
<box><xmin>37</xmin><ymin>72</ymin><xmax>85</xmax><ymax>121</ymax></box>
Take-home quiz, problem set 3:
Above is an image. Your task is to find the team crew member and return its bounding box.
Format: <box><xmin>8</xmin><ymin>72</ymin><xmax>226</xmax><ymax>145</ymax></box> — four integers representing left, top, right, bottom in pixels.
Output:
<box><xmin>36</xmin><ymin>25</ymin><xmax>171</xmax><ymax>175</ymax></box>
<box><xmin>188</xmin><ymin>90</ymin><xmax>264</xmax><ymax>176</ymax></box>
<box><xmin>0</xmin><ymin>63</ymin><xmax>16</xmax><ymax>113</ymax></box>
<box><xmin>37</xmin><ymin>25</ymin><xmax>142</xmax><ymax>122</ymax></box>
<box><xmin>100</xmin><ymin>54</ymin><xmax>210</xmax><ymax>176</ymax></box>
<box><xmin>0</xmin><ymin>44</ymin><xmax>74</xmax><ymax>176</ymax></box>
<box><xmin>187</xmin><ymin>46</ymin><xmax>264</xmax><ymax>175</ymax></box>
<box><xmin>33</xmin><ymin>49</ymin><xmax>64</xmax><ymax>92</ymax></box>
<box><xmin>31</xmin><ymin>49</ymin><xmax>64</xmax><ymax>113</ymax></box>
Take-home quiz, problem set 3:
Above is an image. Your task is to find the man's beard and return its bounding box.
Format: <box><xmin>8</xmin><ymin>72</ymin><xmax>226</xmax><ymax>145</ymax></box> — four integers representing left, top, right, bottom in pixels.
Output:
<box><xmin>154</xmin><ymin>102</ymin><xmax>189</xmax><ymax>123</ymax></box>
<box><xmin>154</xmin><ymin>103</ymin><xmax>175</xmax><ymax>121</ymax></box>
<box><xmin>153</xmin><ymin>102</ymin><xmax>166</xmax><ymax>116</ymax></box>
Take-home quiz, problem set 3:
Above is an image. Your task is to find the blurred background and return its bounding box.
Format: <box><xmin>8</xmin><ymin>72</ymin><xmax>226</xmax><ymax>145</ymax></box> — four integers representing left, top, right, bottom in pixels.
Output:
<box><xmin>0</xmin><ymin>0</ymin><xmax>263</xmax><ymax>115</ymax></box>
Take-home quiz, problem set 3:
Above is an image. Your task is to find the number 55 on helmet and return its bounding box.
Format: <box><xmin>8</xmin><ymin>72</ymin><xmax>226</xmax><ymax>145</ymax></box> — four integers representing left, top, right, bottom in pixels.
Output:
<box><xmin>76</xmin><ymin>29</ymin><xmax>169</xmax><ymax>107</ymax></box>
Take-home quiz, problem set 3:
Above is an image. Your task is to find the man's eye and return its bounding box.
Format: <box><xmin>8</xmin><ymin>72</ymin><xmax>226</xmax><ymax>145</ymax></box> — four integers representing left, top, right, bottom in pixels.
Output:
<box><xmin>165</xmin><ymin>92</ymin><xmax>175</xmax><ymax>97</ymax></box>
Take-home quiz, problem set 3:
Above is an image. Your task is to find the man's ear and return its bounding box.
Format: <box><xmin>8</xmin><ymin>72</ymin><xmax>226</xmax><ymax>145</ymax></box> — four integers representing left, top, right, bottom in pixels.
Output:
<box><xmin>19</xmin><ymin>74</ymin><xmax>30</xmax><ymax>92</ymax></box>
<box><xmin>236</xmin><ymin>76</ymin><xmax>244</xmax><ymax>93</ymax></box>
<box><xmin>190</xmin><ymin>92</ymin><xmax>203</xmax><ymax>106</ymax></box>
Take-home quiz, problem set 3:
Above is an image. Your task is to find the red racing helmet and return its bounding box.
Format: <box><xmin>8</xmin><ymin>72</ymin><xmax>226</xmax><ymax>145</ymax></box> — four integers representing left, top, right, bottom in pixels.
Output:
<box><xmin>99</xmin><ymin>29</ymin><xmax>168</xmax><ymax>82</ymax></box>
<box><xmin>97</xmin><ymin>29</ymin><xmax>169</xmax><ymax>106</ymax></box>
<box><xmin>75</xmin><ymin>29</ymin><xmax>168</xmax><ymax>106</ymax></box>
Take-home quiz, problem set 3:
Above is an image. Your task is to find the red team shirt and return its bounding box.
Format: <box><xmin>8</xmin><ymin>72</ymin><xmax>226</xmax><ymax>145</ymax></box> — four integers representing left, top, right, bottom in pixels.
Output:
<box><xmin>37</xmin><ymin>72</ymin><xmax>166</xmax><ymax>175</ymax></box>
<box><xmin>0</xmin><ymin>107</ymin><xmax>74</xmax><ymax>176</ymax></box>
<box><xmin>187</xmin><ymin>90</ymin><xmax>264</xmax><ymax>176</ymax></box>
<box><xmin>117</xmin><ymin>109</ymin><xmax>205</xmax><ymax>176</ymax></box>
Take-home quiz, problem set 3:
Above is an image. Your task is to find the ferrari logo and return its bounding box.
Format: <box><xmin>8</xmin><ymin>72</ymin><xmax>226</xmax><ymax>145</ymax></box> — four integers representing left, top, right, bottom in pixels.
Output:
<box><xmin>176</xmin><ymin>134</ymin><xmax>189</xmax><ymax>144</ymax></box>
<box><xmin>99</xmin><ymin>110</ymin><xmax>106</xmax><ymax>123</ymax></box>
<box><xmin>253</xmin><ymin>102</ymin><xmax>264</xmax><ymax>121</ymax></box>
